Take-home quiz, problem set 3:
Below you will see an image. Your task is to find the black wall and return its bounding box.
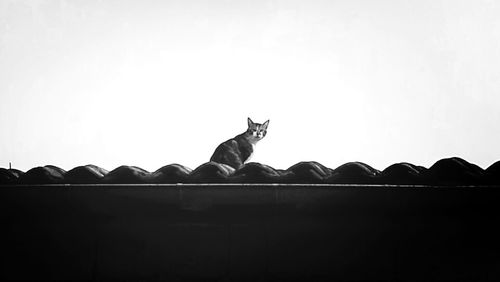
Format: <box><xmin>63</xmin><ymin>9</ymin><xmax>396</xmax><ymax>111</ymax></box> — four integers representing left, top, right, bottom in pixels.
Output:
<box><xmin>1</xmin><ymin>185</ymin><xmax>500</xmax><ymax>280</ymax></box>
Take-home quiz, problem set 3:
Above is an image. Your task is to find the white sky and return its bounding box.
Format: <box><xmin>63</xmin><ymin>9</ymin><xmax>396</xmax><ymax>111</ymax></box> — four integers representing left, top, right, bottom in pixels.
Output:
<box><xmin>1</xmin><ymin>0</ymin><xmax>500</xmax><ymax>172</ymax></box>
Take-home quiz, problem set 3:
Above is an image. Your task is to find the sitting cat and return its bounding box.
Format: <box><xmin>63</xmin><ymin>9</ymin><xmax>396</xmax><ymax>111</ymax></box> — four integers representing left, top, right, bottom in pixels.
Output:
<box><xmin>210</xmin><ymin>118</ymin><xmax>269</xmax><ymax>170</ymax></box>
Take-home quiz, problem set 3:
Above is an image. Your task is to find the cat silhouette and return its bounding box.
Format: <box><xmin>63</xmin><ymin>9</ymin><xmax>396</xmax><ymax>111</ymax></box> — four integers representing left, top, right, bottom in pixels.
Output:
<box><xmin>210</xmin><ymin>118</ymin><xmax>269</xmax><ymax>170</ymax></box>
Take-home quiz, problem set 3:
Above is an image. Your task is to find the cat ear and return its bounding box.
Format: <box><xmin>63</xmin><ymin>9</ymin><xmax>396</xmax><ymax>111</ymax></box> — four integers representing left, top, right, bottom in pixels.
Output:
<box><xmin>247</xmin><ymin>117</ymin><xmax>254</xmax><ymax>127</ymax></box>
<box><xmin>262</xmin><ymin>120</ymin><xmax>270</xmax><ymax>129</ymax></box>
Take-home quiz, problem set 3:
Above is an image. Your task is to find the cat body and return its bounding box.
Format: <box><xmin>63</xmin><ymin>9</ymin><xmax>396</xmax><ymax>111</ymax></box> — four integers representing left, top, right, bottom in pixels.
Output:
<box><xmin>210</xmin><ymin>118</ymin><xmax>269</xmax><ymax>170</ymax></box>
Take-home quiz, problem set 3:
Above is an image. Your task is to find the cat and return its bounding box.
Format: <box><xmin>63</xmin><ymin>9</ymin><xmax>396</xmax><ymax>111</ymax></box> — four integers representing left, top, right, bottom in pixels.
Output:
<box><xmin>210</xmin><ymin>117</ymin><xmax>269</xmax><ymax>170</ymax></box>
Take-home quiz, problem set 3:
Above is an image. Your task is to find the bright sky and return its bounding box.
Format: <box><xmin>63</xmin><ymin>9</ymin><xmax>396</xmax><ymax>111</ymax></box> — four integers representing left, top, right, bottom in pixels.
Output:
<box><xmin>1</xmin><ymin>0</ymin><xmax>500</xmax><ymax>172</ymax></box>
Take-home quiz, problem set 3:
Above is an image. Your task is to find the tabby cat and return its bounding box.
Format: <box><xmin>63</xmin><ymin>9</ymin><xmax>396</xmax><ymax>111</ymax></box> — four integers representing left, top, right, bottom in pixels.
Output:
<box><xmin>210</xmin><ymin>118</ymin><xmax>269</xmax><ymax>169</ymax></box>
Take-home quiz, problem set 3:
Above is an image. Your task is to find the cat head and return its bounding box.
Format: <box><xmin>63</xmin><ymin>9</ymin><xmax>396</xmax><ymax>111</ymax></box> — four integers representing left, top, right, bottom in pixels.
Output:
<box><xmin>247</xmin><ymin>117</ymin><xmax>269</xmax><ymax>142</ymax></box>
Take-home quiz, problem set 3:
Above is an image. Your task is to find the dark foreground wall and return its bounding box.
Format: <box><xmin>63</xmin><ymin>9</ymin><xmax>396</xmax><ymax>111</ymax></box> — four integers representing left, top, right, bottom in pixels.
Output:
<box><xmin>1</xmin><ymin>184</ymin><xmax>500</xmax><ymax>280</ymax></box>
